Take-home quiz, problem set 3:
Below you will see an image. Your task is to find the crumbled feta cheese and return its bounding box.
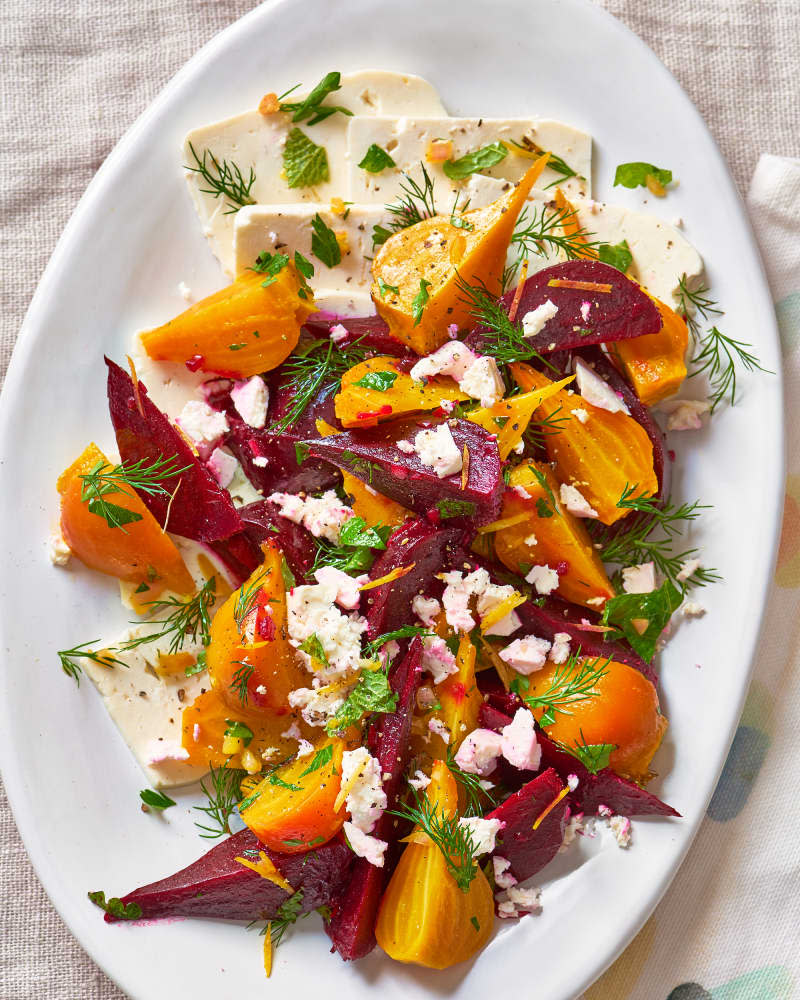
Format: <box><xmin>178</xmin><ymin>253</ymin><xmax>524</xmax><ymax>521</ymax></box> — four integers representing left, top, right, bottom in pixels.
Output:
<box><xmin>287</xmin><ymin>581</ymin><xmax>367</xmax><ymax>679</ymax></box>
<box><xmin>313</xmin><ymin>566</ymin><xmax>366</xmax><ymax>610</ymax></box>
<box><xmin>459</xmin><ymin>355</ymin><xmax>505</xmax><ymax>407</ymax></box>
<box><xmin>580</xmin><ymin>300</ymin><xmax>591</xmax><ymax>323</ymax></box>
<box><xmin>447</xmin><ymin>323</ymin><xmax>459</xmax><ymax>339</ymax></box>
<box><xmin>567</xmin><ymin>773</ymin><xmax>579</xmax><ymax>792</ymax></box>
<box><xmin>662</xmin><ymin>398</ymin><xmax>711</xmax><ymax>431</ymax></box>
<box><xmin>281</xmin><ymin>721</ymin><xmax>302</xmax><ymax>741</ymax></box>
<box><xmin>408</xmin><ymin>769</ymin><xmax>431</xmax><ymax>792</ymax></box>
<box><xmin>525</xmin><ymin>564</ymin><xmax>559</xmax><ymax>595</ymax></box>
<box><xmin>550</xmin><ymin>632</ymin><xmax>571</xmax><ymax>664</ymax></box>
<box><xmin>178</xmin><ymin>281</ymin><xmax>193</xmax><ymax>301</ymax></box>
<box><xmin>411</xmin><ymin>594</ymin><xmax>441</xmax><ymax>626</ymax></box>
<box><xmin>513</xmin><ymin>485</ymin><xmax>530</xmax><ymax>500</ymax></box>
<box><xmin>573</xmin><ymin>407</ymin><xmax>589</xmax><ymax>424</ymax></box>
<box><xmin>621</xmin><ymin>562</ymin><xmax>656</xmax><ymax>594</ymax></box>
<box><xmin>420</xmin><ymin>636</ymin><xmax>459</xmax><ymax>684</ymax></box>
<box><xmin>499</xmin><ymin>635</ymin><xmax>551</xmax><ymax>675</ymax></box>
<box><xmin>441</xmin><ymin>568</ymin><xmax>519</xmax><ymax>634</ymax></box>
<box><xmin>575</xmin><ymin>359</ymin><xmax>630</xmax><ymax>414</ymax></box>
<box><xmin>454</xmin><ymin>728</ymin><xmax>504</xmax><ymax>776</ymax></box>
<box><xmin>410</xmin><ymin>341</ymin><xmax>479</xmax><ymax>383</ymax></box>
<box><xmin>329</xmin><ymin>323</ymin><xmax>349</xmax><ymax>343</ymax></box>
<box><xmin>523</xmin><ymin>533</ymin><xmax>538</xmax><ymax>547</ymax></box>
<box><xmin>428</xmin><ymin>717</ymin><xmax>451</xmax><ymax>744</ymax></box>
<box><xmin>493</xmin><ymin>856</ymin><xmax>518</xmax><ymax>889</ymax></box>
<box><xmin>343</xmin><ymin>821</ymin><xmax>388</xmax><ymax>867</ymax></box>
<box><xmin>683</xmin><ymin>601</ymin><xmax>706</xmax><ymax>618</ymax></box>
<box><xmin>396</xmin><ymin>439</ymin><xmax>415</xmax><ymax>454</ymax></box>
<box><xmin>207</xmin><ymin>447</ymin><xmax>238</xmax><ymax>489</ymax></box>
<box><xmin>413</xmin><ymin>424</ymin><xmax>462</xmax><ymax>478</ymax></box>
<box><xmin>483</xmin><ymin>609</ymin><xmax>522</xmax><ymax>637</ymax></box>
<box><xmin>253</xmin><ymin>456</ymin><xmax>269</xmax><ymax>468</ymax></box>
<box><xmin>176</xmin><ymin>400</ymin><xmax>229</xmax><ymax>450</ymax></box>
<box><xmin>459</xmin><ymin>816</ymin><xmax>503</xmax><ymax>856</ymax></box>
<box><xmin>496</xmin><ymin>885</ymin><xmax>542</xmax><ymax>918</ymax></box>
<box><xmin>586</xmin><ymin>596</ymin><xmax>606</xmax><ymax>607</ymax></box>
<box><xmin>597</xmin><ymin>804</ymin><xmax>613</xmax><ymax>818</ymax></box>
<box><xmin>268</xmin><ymin>490</ymin><xmax>351</xmax><ymax>543</ymax></box>
<box><xmin>341</xmin><ymin>747</ymin><xmax>386</xmax><ymax>833</ymax></box>
<box><xmin>521</xmin><ymin>300</ymin><xmax>559</xmax><ymax>338</ymax></box>
<box><xmin>48</xmin><ymin>531</ymin><xmax>71</xmax><ymax>566</ymax></box>
<box><xmin>608</xmin><ymin>814</ymin><xmax>632</xmax><ymax>848</ymax></box>
<box><xmin>288</xmin><ymin>683</ymin><xmax>351</xmax><ymax>727</ymax></box>
<box><xmin>296</xmin><ymin>739</ymin><xmax>314</xmax><ymax>758</ymax></box>
<box><xmin>192</xmin><ymin>723</ymin><xmax>201</xmax><ymax>742</ymax></box>
<box><xmin>559</xmin><ymin>483</ymin><xmax>598</xmax><ymax>519</ymax></box>
<box><xmin>676</xmin><ymin>558</ymin><xmax>700</xmax><ymax>582</ymax></box>
<box><xmin>501</xmin><ymin>708</ymin><xmax>541</xmax><ymax>771</ymax></box>
<box><xmin>439</xmin><ymin>398</ymin><xmax>455</xmax><ymax>414</ymax></box>
<box><xmin>230</xmin><ymin>375</ymin><xmax>269</xmax><ymax>429</ymax></box>
<box><xmin>558</xmin><ymin>812</ymin><xmax>585</xmax><ymax>852</ymax></box>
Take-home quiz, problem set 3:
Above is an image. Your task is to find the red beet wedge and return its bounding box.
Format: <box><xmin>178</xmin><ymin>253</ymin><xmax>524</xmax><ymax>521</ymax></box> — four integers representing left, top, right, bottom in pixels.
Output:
<box><xmin>104</xmin><ymin>829</ymin><xmax>353</xmax><ymax>923</ymax></box>
<box><xmin>305</xmin><ymin>417</ymin><xmax>502</xmax><ymax>527</ymax></box>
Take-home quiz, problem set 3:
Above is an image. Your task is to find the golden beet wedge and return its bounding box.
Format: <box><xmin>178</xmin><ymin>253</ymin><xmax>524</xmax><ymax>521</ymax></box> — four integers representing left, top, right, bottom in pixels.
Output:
<box><xmin>371</xmin><ymin>157</ymin><xmax>548</xmax><ymax>355</ymax></box>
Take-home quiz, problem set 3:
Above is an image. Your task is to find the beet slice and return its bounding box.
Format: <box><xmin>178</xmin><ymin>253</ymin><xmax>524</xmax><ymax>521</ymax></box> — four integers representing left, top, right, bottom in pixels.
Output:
<box><xmin>303</xmin><ymin>313</ymin><xmax>408</xmax><ymax>358</ymax></box>
<box><xmin>465</xmin><ymin>260</ymin><xmax>662</xmax><ymax>357</ymax></box>
<box><xmin>237</xmin><ymin>499</ymin><xmax>318</xmax><ymax>583</ymax></box>
<box><xmin>225</xmin><ymin>418</ymin><xmax>340</xmax><ymax>497</ymax></box>
<box><xmin>579</xmin><ymin>346</ymin><xmax>670</xmax><ymax>500</ymax></box>
<box><xmin>364</xmin><ymin>518</ymin><xmax>469</xmax><ymax>638</ymax></box>
<box><xmin>305</xmin><ymin>417</ymin><xmax>502</xmax><ymax>527</ymax></box>
<box><xmin>325</xmin><ymin>638</ymin><xmax>424</xmax><ymax>961</ymax></box>
<box><xmin>105</xmin><ymin>829</ymin><xmax>353</xmax><ymax>923</ymax></box>
<box><xmin>487</xmin><ymin>768</ymin><xmax>568</xmax><ymax>881</ymax></box>
<box><xmin>208</xmin><ymin>533</ymin><xmax>262</xmax><ymax>585</ymax></box>
<box><xmin>105</xmin><ymin>358</ymin><xmax>243</xmax><ymax>542</ymax></box>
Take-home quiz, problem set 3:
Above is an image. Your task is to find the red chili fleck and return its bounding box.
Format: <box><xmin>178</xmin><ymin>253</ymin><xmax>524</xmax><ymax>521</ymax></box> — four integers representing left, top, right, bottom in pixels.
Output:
<box><xmin>185</xmin><ymin>355</ymin><xmax>205</xmax><ymax>372</ymax></box>
<box><xmin>555</xmin><ymin>560</ymin><xmax>569</xmax><ymax>577</ymax></box>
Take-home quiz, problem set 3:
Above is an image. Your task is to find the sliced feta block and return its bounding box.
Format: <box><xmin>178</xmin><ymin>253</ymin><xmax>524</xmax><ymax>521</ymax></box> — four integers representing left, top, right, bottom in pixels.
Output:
<box><xmin>185</xmin><ymin>70</ymin><xmax>447</xmax><ymax>275</ymax></box>
<box><xmin>346</xmin><ymin>116</ymin><xmax>591</xmax><ymax>204</ymax></box>
<box><xmin>233</xmin><ymin>203</ymin><xmax>386</xmax><ymax>297</ymax></box>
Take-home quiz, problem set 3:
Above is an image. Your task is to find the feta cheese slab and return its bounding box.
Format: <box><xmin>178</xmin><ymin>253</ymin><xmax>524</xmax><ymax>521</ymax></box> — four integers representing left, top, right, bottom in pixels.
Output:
<box><xmin>185</xmin><ymin>70</ymin><xmax>447</xmax><ymax>275</ymax></box>
<box><xmin>346</xmin><ymin>116</ymin><xmax>591</xmax><ymax>204</ymax></box>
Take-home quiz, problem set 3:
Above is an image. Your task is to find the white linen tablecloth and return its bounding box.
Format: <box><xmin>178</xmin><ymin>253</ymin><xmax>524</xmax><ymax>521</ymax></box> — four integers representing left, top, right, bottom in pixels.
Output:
<box><xmin>1</xmin><ymin>2</ymin><xmax>799</xmax><ymax>997</ymax></box>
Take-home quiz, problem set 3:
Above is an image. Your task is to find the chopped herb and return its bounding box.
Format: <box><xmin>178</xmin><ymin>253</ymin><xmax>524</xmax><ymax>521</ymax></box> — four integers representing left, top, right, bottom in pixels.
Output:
<box><xmin>691</xmin><ymin>326</ymin><xmax>773</xmax><ymax>413</ymax></box>
<box><xmin>600</xmin><ymin>580</ymin><xmax>682</xmax><ymax>662</ymax></box>
<box><xmin>234</xmin><ymin>568</ymin><xmax>269</xmax><ymax>629</ymax></box>
<box><xmin>271</xmin><ymin>338</ymin><xmax>368</xmax><ymax>433</ymax></box>
<box><xmin>283</xmin><ymin>127</ymin><xmax>329</xmax><ymax>188</ymax></box>
<box><xmin>310</xmin><ymin>212</ymin><xmax>341</xmax><ymax>268</ymax></box>
<box><xmin>121</xmin><ymin>576</ymin><xmax>217</xmax><ymax>655</ymax></box>
<box><xmin>185</xmin><ymin>650</ymin><xmax>207</xmax><ymax>677</ymax></box>
<box><xmin>381</xmin><ymin>163</ymin><xmax>437</xmax><ymax>240</ymax></box>
<box><xmin>298</xmin><ymin>744</ymin><xmax>334</xmax><ymax>778</ymax></box>
<box><xmin>193</xmin><ymin>764</ymin><xmax>247</xmax><ymax>839</ymax></box>
<box><xmin>597</xmin><ymin>239</ymin><xmax>633</xmax><ymax>274</ymax></box>
<box><xmin>261</xmin><ymin>887</ymin><xmax>306</xmax><ymax>959</ymax></box>
<box><xmin>353</xmin><ymin>370</ymin><xmax>398</xmax><ymax>392</ymax></box>
<box><xmin>185</xmin><ymin>142</ymin><xmax>255</xmax><ymax>214</ymax></box>
<box><xmin>455</xmin><ymin>274</ymin><xmax>550</xmax><ymax>371</ymax></box>
<box><xmin>363</xmin><ymin>625</ymin><xmax>433</xmax><ymax>659</ymax></box>
<box><xmin>294</xmin><ymin>250</ymin><xmax>315</xmax><ymax>280</ymax></box>
<box><xmin>470</xmin><ymin>915</ymin><xmax>481</xmax><ymax>932</ymax></box>
<box><xmin>509</xmin><ymin>204</ymin><xmax>602</xmax><ymax>280</ymax></box>
<box><xmin>280</xmin><ymin>555</ymin><xmax>296</xmax><ymax>590</ymax></box>
<box><xmin>230</xmin><ymin>660</ymin><xmax>255</xmax><ymax>705</ymax></box>
<box><xmin>446</xmin><ymin>749</ymin><xmax>496</xmax><ymax>817</ymax></box>
<box><xmin>312</xmin><ymin>516</ymin><xmax>389</xmax><ymax>576</ymax></box>
<box><xmin>298</xmin><ymin>633</ymin><xmax>329</xmax><ymax>667</ymax></box>
<box><xmin>79</xmin><ymin>455</ymin><xmax>188</xmax><ymax>533</ymax></box>
<box><xmin>139</xmin><ymin>789</ymin><xmax>176</xmax><ymax>811</ymax></box>
<box><xmin>269</xmin><ymin>772</ymin><xmax>303</xmax><ymax>792</ymax></box>
<box><xmin>371</xmin><ymin>223</ymin><xmax>393</xmax><ymax>248</ymax></box>
<box><xmin>358</xmin><ymin>143</ymin><xmax>396</xmax><ymax>173</ymax></box>
<box><xmin>327</xmin><ymin>667</ymin><xmax>398</xmax><ymax>733</ymax></box>
<box><xmin>229</xmin><ymin>343</ymin><xmax>247</xmax><ymax>351</ymax></box>
<box><xmin>295</xmin><ymin>441</ymin><xmax>311</xmax><ymax>465</ymax></box>
<box><xmin>279</xmin><ymin>71</ymin><xmax>353</xmax><ymax>125</ymax></box>
<box><xmin>412</xmin><ymin>279</ymin><xmax>431</xmax><ymax>327</ymax></box>
<box><xmin>442</xmin><ymin>142</ymin><xmax>508</xmax><ymax>180</ymax></box>
<box><xmin>613</xmin><ymin>162</ymin><xmax>673</xmax><ymax>190</ymax></box>
<box><xmin>377</xmin><ymin>278</ymin><xmax>400</xmax><ymax>298</ymax></box>
<box><xmin>437</xmin><ymin>498</ymin><xmax>476</xmax><ymax>518</ymax></box>
<box><xmin>224</xmin><ymin>719</ymin><xmax>255</xmax><ymax>746</ymax></box>
<box><xmin>561</xmin><ymin>733</ymin><xmax>616</xmax><ymax>774</ymax></box>
<box><xmin>88</xmin><ymin>891</ymin><xmax>142</xmax><ymax>920</ymax></box>
<box><xmin>524</xmin><ymin>652</ymin><xmax>610</xmax><ymax>724</ymax></box>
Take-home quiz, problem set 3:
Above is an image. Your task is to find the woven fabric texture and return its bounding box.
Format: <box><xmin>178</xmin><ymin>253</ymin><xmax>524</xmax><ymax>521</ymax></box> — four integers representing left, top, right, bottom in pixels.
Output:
<box><xmin>1</xmin><ymin>2</ymin><xmax>798</xmax><ymax>998</ymax></box>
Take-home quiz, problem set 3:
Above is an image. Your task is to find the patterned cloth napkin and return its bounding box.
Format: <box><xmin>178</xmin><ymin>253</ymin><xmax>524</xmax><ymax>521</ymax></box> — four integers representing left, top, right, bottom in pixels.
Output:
<box><xmin>581</xmin><ymin>156</ymin><xmax>800</xmax><ymax>1000</ymax></box>
<box><xmin>1</xmin><ymin>1</ymin><xmax>799</xmax><ymax>997</ymax></box>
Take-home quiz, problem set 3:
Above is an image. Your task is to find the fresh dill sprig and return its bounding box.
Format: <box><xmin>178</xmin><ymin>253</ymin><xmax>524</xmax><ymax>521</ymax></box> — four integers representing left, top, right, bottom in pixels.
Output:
<box><xmin>389</xmin><ymin>786</ymin><xmax>479</xmax><ymax>892</ymax></box>
<box><xmin>230</xmin><ymin>660</ymin><xmax>255</xmax><ymax>706</ymax></box>
<box><xmin>185</xmin><ymin>142</ymin><xmax>256</xmax><ymax>214</ymax></box>
<box><xmin>511</xmin><ymin>204</ymin><xmax>601</xmax><ymax>264</ymax></box>
<box><xmin>58</xmin><ymin>641</ymin><xmax>121</xmax><ymax>685</ymax></box>
<box><xmin>193</xmin><ymin>764</ymin><xmax>248</xmax><ymax>839</ymax></box>
<box><xmin>524</xmin><ymin>653</ymin><xmax>610</xmax><ymax>726</ymax></box>
<box><xmin>121</xmin><ymin>576</ymin><xmax>217</xmax><ymax>655</ymax></box>
<box><xmin>506</xmin><ymin>139</ymin><xmax>583</xmax><ymax>191</ymax></box>
<box><xmin>260</xmin><ymin>887</ymin><xmax>307</xmax><ymax>949</ymax></box>
<box><xmin>270</xmin><ymin>338</ymin><xmax>368</xmax><ymax>433</ymax></box>
<box><xmin>692</xmin><ymin>326</ymin><xmax>773</xmax><ymax>413</ymax></box>
<box><xmin>676</xmin><ymin>275</ymin><xmax>723</xmax><ymax>341</ymax></box>
<box><xmin>523</xmin><ymin>405</ymin><xmax>570</xmax><ymax>449</ymax></box>
<box><xmin>311</xmin><ymin>516</ymin><xmax>390</xmax><ymax>577</ymax></box>
<box><xmin>445</xmin><ymin>750</ymin><xmax>496</xmax><ymax>817</ymax></box>
<box><xmin>591</xmin><ymin>484</ymin><xmax>721</xmax><ymax>590</ymax></box>
<box><xmin>234</xmin><ymin>569</ymin><xmax>270</xmax><ymax>629</ymax></box>
<box><xmin>455</xmin><ymin>274</ymin><xmax>549</xmax><ymax>369</ymax></box>
<box><xmin>79</xmin><ymin>454</ymin><xmax>187</xmax><ymax>532</ymax></box>
<box><xmin>377</xmin><ymin>163</ymin><xmax>437</xmax><ymax>243</ymax></box>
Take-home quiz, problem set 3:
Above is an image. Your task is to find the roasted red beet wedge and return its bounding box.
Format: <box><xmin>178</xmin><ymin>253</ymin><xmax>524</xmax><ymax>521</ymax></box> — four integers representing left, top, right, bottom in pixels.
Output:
<box><xmin>106</xmin><ymin>358</ymin><xmax>243</xmax><ymax>542</ymax></box>
<box><xmin>324</xmin><ymin>638</ymin><xmax>424</xmax><ymax>961</ymax></box>
<box><xmin>465</xmin><ymin>259</ymin><xmax>662</xmax><ymax>357</ymax></box>
<box><xmin>305</xmin><ymin>417</ymin><xmax>502</xmax><ymax>527</ymax></box>
<box><xmin>303</xmin><ymin>313</ymin><xmax>409</xmax><ymax>358</ymax></box>
<box><xmin>237</xmin><ymin>499</ymin><xmax>318</xmax><ymax>583</ymax></box>
<box><xmin>364</xmin><ymin>518</ymin><xmax>469</xmax><ymax>638</ymax></box>
<box><xmin>104</xmin><ymin>829</ymin><xmax>353</xmax><ymax>923</ymax></box>
<box><xmin>487</xmin><ymin>768</ymin><xmax>568</xmax><ymax>882</ymax></box>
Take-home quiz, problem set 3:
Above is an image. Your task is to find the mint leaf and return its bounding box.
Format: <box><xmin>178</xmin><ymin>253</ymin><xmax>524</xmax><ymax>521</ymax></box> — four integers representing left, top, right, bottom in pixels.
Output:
<box><xmin>294</xmin><ymin>251</ymin><xmax>315</xmax><ymax>280</ymax></box>
<box><xmin>87</xmin><ymin>499</ymin><xmax>142</xmax><ymax>528</ymax></box>
<box><xmin>437</xmin><ymin>498</ymin><xmax>476</xmax><ymax>518</ymax></box>
<box><xmin>295</xmin><ymin>441</ymin><xmax>310</xmax><ymax>466</ymax></box>
<box><xmin>412</xmin><ymin>279</ymin><xmax>431</xmax><ymax>327</ymax></box>
<box><xmin>442</xmin><ymin>142</ymin><xmax>508</xmax><ymax>180</ymax></box>
<box><xmin>613</xmin><ymin>162</ymin><xmax>672</xmax><ymax>190</ymax></box>
<box><xmin>600</xmin><ymin>579</ymin><xmax>682</xmax><ymax>662</ymax></box>
<box><xmin>597</xmin><ymin>240</ymin><xmax>633</xmax><ymax>274</ymax></box>
<box><xmin>283</xmin><ymin>128</ymin><xmax>329</xmax><ymax>189</ymax></box>
<box><xmin>311</xmin><ymin>212</ymin><xmax>341</xmax><ymax>268</ymax></box>
<box><xmin>298</xmin><ymin>744</ymin><xmax>334</xmax><ymax>778</ymax></box>
<box><xmin>339</xmin><ymin>516</ymin><xmax>388</xmax><ymax>549</ymax></box>
<box><xmin>327</xmin><ymin>669</ymin><xmax>398</xmax><ymax>732</ymax></box>
<box><xmin>569</xmin><ymin>740</ymin><xmax>616</xmax><ymax>774</ymax></box>
<box><xmin>372</xmin><ymin>223</ymin><xmax>392</xmax><ymax>248</ymax></box>
<box><xmin>298</xmin><ymin>633</ymin><xmax>329</xmax><ymax>667</ymax></box>
<box><xmin>353</xmin><ymin>370</ymin><xmax>398</xmax><ymax>392</ymax></box>
<box><xmin>224</xmin><ymin>719</ymin><xmax>254</xmax><ymax>746</ymax></box>
<box><xmin>139</xmin><ymin>788</ymin><xmax>176</xmax><ymax>811</ymax></box>
<box><xmin>279</xmin><ymin>71</ymin><xmax>353</xmax><ymax>126</ymax></box>
<box><xmin>358</xmin><ymin>143</ymin><xmax>396</xmax><ymax>173</ymax></box>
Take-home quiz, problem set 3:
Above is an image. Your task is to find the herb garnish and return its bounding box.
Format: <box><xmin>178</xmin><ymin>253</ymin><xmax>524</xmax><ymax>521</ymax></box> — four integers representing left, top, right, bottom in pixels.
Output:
<box><xmin>79</xmin><ymin>454</ymin><xmax>188</xmax><ymax>532</ymax></box>
<box><xmin>524</xmin><ymin>653</ymin><xmax>610</xmax><ymax>727</ymax></box>
<box><xmin>437</xmin><ymin>498</ymin><xmax>476</xmax><ymax>518</ymax></box>
<box><xmin>185</xmin><ymin>142</ymin><xmax>256</xmax><ymax>214</ymax></box>
<box><xmin>442</xmin><ymin>142</ymin><xmax>508</xmax><ymax>180</ymax></box>
<box><xmin>601</xmin><ymin>579</ymin><xmax>682</xmax><ymax>662</ymax></box>
<box><xmin>363</xmin><ymin>625</ymin><xmax>433</xmax><ymax>659</ymax></box>
<box><xmin>613</xmin><ymin>162</ymin><xmax>673</xmax><ymax>191</ymax></box>
<box><xmin>326</xmin><ymin>667</ymin><xmax>398</xmax><ymax>733</ymax></box>
<box><xmin>139</xmin><ymin>788</ymin><xmax>176</xmax><ymax>811</ymax></box>
<box><xmin>446</xmin><ymin>749</ymin><xmax>497</xmax><ymax>817</ymax></box>
<box><xmin>597</xmin><ymin>239</ymin><xmax>633</xmax><ymax>274</ymax></box>
<box><xmin>298</xmin><ymin>633</ymin><xmax>330</xmax><ymax>667</ymax></box>
<box><xmin>312</xmin><ymin>516</ymin><xmax>390</xmax><ymax>576</ymax></box>
<box><xmin>230</xmin><ymin>661</ymin><xmax>255</xmax><ymax>706</ymax></box>
<box><xmin>58</xmin><ymin>642</ymin><xmax>120</xmax><ymax>685</ymax></box>
<box><xmin>224</xmin><ymin>719</ymin><xmax>255</xmax><ymax>746</ymax></box>
<box><xmin>692</xmin><ymin>327</ymin><xmax>772</xmax><ymax>413</ymax></box>
<box><xmin>298</xmin><ymin>744</ymin><xmax>334</xmax><ymax>778</ymax></box>
<box><xmin>88</xmin><ymin>891</ymin><xmax>142</xmax><ymax>920</ymax></box>
<box><xmin>412</xmin><ymin>279</ymin><xmax>431</xmax><ymax>326</ymax></box>
<box><xmin>283</xmin><ymin>128</ymin><xmax>329</xmax><ymax>188</ymax></box>
<box><xmin>373</xmin><ymin>163</ymin><xmax>437</xmax><ymax>247</ymax></box>
<box><xmin>252</xmin><ymin>250</ymin><xmax>290</xmax><ymax>287</ymax></box>
<box><xmin>557</xmin><ymin>732</ymin><xmax>616</xmax><ymax>774</ymax></box>
<box><xmin>193</xmin><ymin>764</ymin><xmax>247</xmax><ymax>838</ymax></box>
<box><xmin>377</xmin><ymin>278</ymin><xmax>400</xmax><ymax>297</ymax></box>
<box><xmin>310</xmin><ymin>213</ymin><xmax>341</xmax><ymax>268</ymax></box>
<box><xmin>455</xmin><ymin>274</ymin><xmax>549</xmax><ymax>371</ymax></box>
<box><xmin>353</xmin><ymin>370</ymin><xmax>398</xmax><ymax>392</ymax></box>
<box><xmin>358</xmin><ymin>143</ymin><xmax>396</xmax><ymax>173</ymax></box>
<box><xmin>122</xmin><ymin>576</ymin><xmax>218</xmax><ymax>655</ymax></box>
<box><xmin>278</xmin><ymin>72</ymin><xmax>353</xmax><ymax>125</ymax></box>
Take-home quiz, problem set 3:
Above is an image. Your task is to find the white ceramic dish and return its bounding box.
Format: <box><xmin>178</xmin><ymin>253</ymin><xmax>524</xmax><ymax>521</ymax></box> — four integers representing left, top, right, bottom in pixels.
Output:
<box><xmin>0</xmin><ymin>1</ymin><xmax>784</xmax><ymax>997</ymax></box>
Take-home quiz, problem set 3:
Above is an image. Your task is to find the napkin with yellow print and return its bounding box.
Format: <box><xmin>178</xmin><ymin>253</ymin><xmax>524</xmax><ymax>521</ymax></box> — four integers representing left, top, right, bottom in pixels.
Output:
<box><xmin>582</xmin><ymin>155</ymin><xmax>800</xmax><ymax>1000</ymax></box>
